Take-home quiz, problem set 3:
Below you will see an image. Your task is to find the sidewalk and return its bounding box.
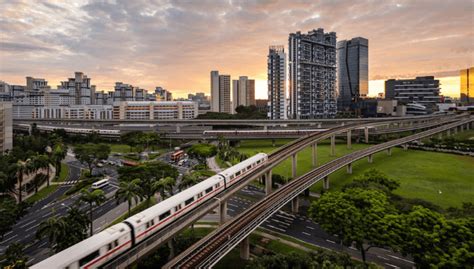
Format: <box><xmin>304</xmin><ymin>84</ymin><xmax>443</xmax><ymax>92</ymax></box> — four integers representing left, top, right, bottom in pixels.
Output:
<box><xmin>206</xmin><ymin>156</ymin><xmax>222</xmax><ymax>173</ymax></box>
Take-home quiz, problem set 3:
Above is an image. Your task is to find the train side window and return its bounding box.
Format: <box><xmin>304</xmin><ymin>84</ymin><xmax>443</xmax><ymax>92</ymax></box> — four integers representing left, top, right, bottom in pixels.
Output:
<box><xmin>151</xmin><ymin>219</ymin><xmax>155</xmax><ymax>226</ymax></box>
<box><xmin>230</xmin><ymin>175</ymin><xmax>234</xmax><ymax>180</ymax></box>
<box><xmin>107</xmin><ymin>243</ymin><xmax>112</xmax><ymax>251</ymax></box>
<box><xmin>197</xmin><ymin>192</ymin><xmax>203</xmax><ymax>198</ymax></box>
<box><xmin>215</xmin><ymin>183</ymin><xmax>220</xmax><ymax>188</ymax></box>
<box><xmin>114</xmin><ymin>240</ymin><xmax>119</xmax><ymax>247</ymax></box>
<box><xmin>236</xmin><ymin>171</ymin><xmax>241</xmax><ymax>176</ymax></box>
<box><xmin>146</xmin><ymin>222</ymin><xmax>149</xmax><ymax>228</ymax></box>
<box><xmin>247</xmin><ymin>165</ymin><xmax>251</xmax><ymax>170</ymax></box>
<box><xmin>185</xmin><ymin>197</ymin><xmax>194</xmax><ymax>206</ymax></box>
<box><xmin>205</xmin><ymin>187</ymin><xmax>213</xmax><ymax>194</ymax></box>
<box><xmin>79</xmin><ymin>250</ymin><xmax>100</xmax><ymax>267</ymax></box>
<box><xmin>175</xmin><ymin>204</ymin><xmax>182</xmax><ymax>211</ymax></box>
<box><xmin>159</xmin><ymin>211</ymin><xmax>171</xmax><ymax>221</ymax></box>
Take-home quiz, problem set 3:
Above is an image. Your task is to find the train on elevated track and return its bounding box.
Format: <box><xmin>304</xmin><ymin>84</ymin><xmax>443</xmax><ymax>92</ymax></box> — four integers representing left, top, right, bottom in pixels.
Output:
<box><xmin>32</xmin><ymin>153</ymin><xmax>268</xmax><ymax>269</ymax></box>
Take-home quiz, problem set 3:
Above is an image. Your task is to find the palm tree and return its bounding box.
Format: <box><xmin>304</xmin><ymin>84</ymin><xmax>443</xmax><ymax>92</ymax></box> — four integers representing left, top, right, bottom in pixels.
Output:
<box><xmin>36</xmin><ymin>216</ymin><xmax>67</xmax><ymax>253</ymax></box>
<box><xmin>115</xmin><ymin>179</ymin><xmax>141</xmax><ymax>217</ymax></box>
<box><xmin>32</xmin><ymin>173</ymin><xmax>47</xmax><ymax>194</ymax></box>
<box><xmin>3</xmin><ymin>243</ymin><xmax>28</xmax><ymax>269</ymax></box>
<box><xmin>15</xmin><ymin>160</ymin><xmax>31</xmax><ymax>203</ymax></box>
<box><xmin>33</xmin><ymin>154</ymin><xmax>51</xmax><ymax>187</ymax></box>
<box><xmin>79</xmin><ymin>189</ymin><xmax>106</xmax><ymax>236</ymax></box>
<box><xmin>179</xmin><ymin>173</ymin><xmax>200</xmax><ymax>191</ymax></box>
<box><xmin>153</xmin><ymin>176</ymin><xmax>175</xmax><ymax>202</ymax></box>
<box><xmin>52</xmin><ymin>143</ymin><xmax>67</xmax><ymax>178</ymax></box>
<box><xmin>0</xmin><ymin>171</ymin><xmax>16</xmax><ymax>197</ymax></box>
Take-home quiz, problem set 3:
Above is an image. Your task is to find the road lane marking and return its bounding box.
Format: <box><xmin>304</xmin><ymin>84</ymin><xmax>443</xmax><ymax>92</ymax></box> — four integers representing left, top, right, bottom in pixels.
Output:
<box><xmin>349</xmin><ymin>246</ymin><xmax>357</xmax><ymax>250</ymax></box>
<box><xmin>1</xmin><ymin>234</ymin><xmax>18</xmax><ymax>243</ymax></box>
<box><xmin>384</xmin><ymin>263</ymin><xmax>400</xmax><ymax>268</ymax></box>
<box><xmin>387</xmin><ymin>254</ymin><xmax>414</xmax><ymax>264</ymax></box>
<box><xmin>306</xmin><ymin>226</ymin><xmax>315</xmax><ymax>230</ymax></box>
<box><xmin>19</xmin><ymin>220</ymin><xmax>36</xmax><ymax>228</ymax></box>
<box><xmin>377</xmin><ymin>255</ymin><xmax>389</xmax><ymax>260</ymax></box>
<box><xmin>302</xmin><ymin>232</ymin><xmax>311</xmax><ymax>236</ymax></box>
<box><xmin>326</xmin><ymin>239</ymin><xmax>336</xmax><ymax>244</ymax></box>
<box><xmin>26</xmin><ymin>224</ymin><xmax>39</xmax><ymax>232</ymax></box>
<box><xmin>266</xmin><ymin>224</ymin><xmax>286</xmax><ymax>233</ymax></box>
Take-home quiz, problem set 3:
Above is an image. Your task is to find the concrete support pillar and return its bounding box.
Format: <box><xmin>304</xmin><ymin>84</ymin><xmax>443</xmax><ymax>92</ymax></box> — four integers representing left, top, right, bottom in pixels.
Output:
<box><xmin>438</xmin><ymin>133</ymin><xmax>442</xmax><ymax>140</ymax></box>
<box><xmin>317</xmin><ymin>123</ymin><xmax>322</xmax><ymax>128</ymax></box>
<box><xmin>447</xmin><ymin>129</ymin><xmax>451</xmax><ymax>136</ymax></box>
<box><xmin>240</xmin><ymin>236</ymin><xmax>250</xmax><ymax>260</ymax></box>
<box><xmin>291</xmin><ymin>153</ymin><xmax>297</xmax><ymax>179</ymax></box>
<box><xmin>460</xmin><ymin>125</ymin><xmax>464</xmax><ymax>132</ymax></box>
<box><xmin>402</xmin><ymin>144</ymin><xmax>408</xmax><ymax>151</ymax></box>
<box><xmin>347</xmin><ymin>163</ymin><xmax>352</xmax><ymax>174</ymax></box>
<box><xmin>347</xmin><ymin>130</ymin><xmax>352</xmax><ymax>149</ymax></box>
<box><xmin>176</xmin><ymin>125</ymin><xmax>181</xmax><ymax>133</ymax></box>
<box><xmin>368</xmin><ymin>154</ymin><xmax>373</xmax><ymax>163</ymax></box>
<box><xmin>453</xmin><ymin>127</ymin><xmax>458</xmax><ymax>134</ymax></box>
<box><xmin>364</xmin><ymin>127</ymin><xmax>369</xmax><ymax>144</ymax></box>
<box><xmin>263</xmin><ymin>125</ymin><xmax>268</xmax><ymax>131</ymax></box>
<box><xmin>291</xmin><ymin>196</ymin><xmax>299</xmax><ymax>213</ymax></box>
<box><xmin>219</xmin><ymin>199</ymin><xmax>227</xmax><ymax>225</ymax></box>
<box><xmin>323</xmin><ymin>176</ymin><xmax>329</xmax><ymax>190</ymax></box>
<box><xmin>265</xmin><ymin>170</ymin><xmax>272</xmax><ymax>196</ymax></box>
<box><xmin>330</xmin><ymin>135</ymin><xmax>336</xmax><ymax>156</ymax></box>
<box><xmin>467</xmin><ymin>123</ymin><xmax>470</xmax><ymax>130</ymax></box>
<box><xmin>341</xmin><ymin>122</ymin><xmax>345</xmax><ymax>126</ymax></box>
<box><xmin>387</xmin><ymin>147</ymin><xmax>392</xmax><ymax>156</ymax></box>
<box><xmin>311</xmin><ymin>143</ymin><xmax>317</xmax><ymax>167</ymax></box>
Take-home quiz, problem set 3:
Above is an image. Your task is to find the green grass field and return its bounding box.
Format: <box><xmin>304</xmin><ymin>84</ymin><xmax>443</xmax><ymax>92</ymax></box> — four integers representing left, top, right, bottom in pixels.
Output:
<box><xmin>235</xmin><ymin>139</ymin><xmax>474</xmax><ymax>209</ymax></box>
<box><xmin>108</xmin><ymin>144</ymin><xmax>132</xmax><ymax>153</ymax></box>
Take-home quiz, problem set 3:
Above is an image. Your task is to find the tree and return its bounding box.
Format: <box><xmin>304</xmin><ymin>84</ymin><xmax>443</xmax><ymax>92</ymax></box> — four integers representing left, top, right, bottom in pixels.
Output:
<box><xmin>73</xmin><ymin>143</ymin><xmax>111</xmax><ymax>174</ymax></box>
<box><xmin>115</xmin><ymin>179</ymin><xmax>142</xmax><ymax>217</ymax></box>
<box><xmin>396</xmin><ymin>206</ymin><xmax>474</xmax><ymax>267</ymax></box>
<box><xmin>187</xmin><ymin>144</ymin><xmax>217</xmax><ymax>162</ymax></box>
<box><xmin>62</xmin><ymin>206</ymin><xmax>89</xmax><ymax>248</ymax></box>
<box><xmin>309</xmin><ymin>188</ymin><xmax>396</xmax><ymax>264</ymax></box>
<box><xmin>0</xmin><ymin>170</ymin><xmax>16</xmax><ymax>197</ymax></box>
<box><xmin>32</xmin><ymin>173</ymin><xmax>48</xmax><ymax>194</ymax></box>
<box><xmin>179</xmin><ymin>173</ymin><xmax>200</xmax><ymax>191</ymax></box>
<box><xmin>343</xmin><ymin>168</ymin><xmax>399</xmax><ymax>193</ymax></box>
<box><xmin>79</xmin><ymin>189</ymin><xmax>106</xmax><ymax>236</ymax></box>
<box><xmin>153</xmin><ymin>176</ymin><xmax>176</xmax><ymax>202</ymax></box>
<box><xmin>36</xmin><ymin>216</ymin><xmax>68</xmax><ymax>253</ymax></box>
<box><xmin>15</xmin><ymin>159</ymin><xmax>33</xmax><ymax>203</ymax></box>
<box><xmin>3</xmin><ymin>243</ymin><xmax>28</xmax><ymax>269</ymax></box>
<box><xmin>0</xmin><ymin>197</ymin><xmax>17</xmax><ymax>240</ymax></box>
<box><xmin>51</xmin><ymin>142</ymin><xmax>67</xmax><ymax>178</ymax></box>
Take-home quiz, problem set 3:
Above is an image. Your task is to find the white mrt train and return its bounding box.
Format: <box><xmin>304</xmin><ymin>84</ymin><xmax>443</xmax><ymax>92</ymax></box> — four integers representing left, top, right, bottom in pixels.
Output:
<box><xmin>31</xmin><ymin>153</ymin><xmax>268</xmax><ymax>269</ymax></box>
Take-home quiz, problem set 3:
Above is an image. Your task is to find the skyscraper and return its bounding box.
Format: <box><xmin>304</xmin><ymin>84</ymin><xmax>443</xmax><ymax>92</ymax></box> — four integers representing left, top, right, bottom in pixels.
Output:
<box><xmin>232</xmin><ymin>76</ymin><xmax>256</xmax><ymax>112</ymax></box>
<box><xmin>267</xmin><ymin>45</ymin><xmax>287</xmax><ymax>119</ymax></box>
<box><xmin>385</xmin><ymin>76</ymin><xmax>440</xmax><ymax>110</ymax></box>
<box><xmin>0</xmin><ymin>102</ymin><xmax>12</xmax><ymax>153</ymax></box>
<box><xmin>337</xmin><ymin>37</ymin><xmax>368</xmax><ymax>112</ymax></box>
<box><xmin>210</xmin><ymin>71</ymin><xmax>231</xmax><ymax>113</ymax></box>
<box><xmin>289</xmin><ymin>28</ymin><xmax>337</xmax><ymax>119</ymax></box>
<box><xmin>210</xmin><ymin>71</ymin><xmax>220</xmax><ymax>112</ymax></box>
<box><xmin>460</xmin><ymin>67</ymin><xmax>474</xmax><ymax>104</ymax></box>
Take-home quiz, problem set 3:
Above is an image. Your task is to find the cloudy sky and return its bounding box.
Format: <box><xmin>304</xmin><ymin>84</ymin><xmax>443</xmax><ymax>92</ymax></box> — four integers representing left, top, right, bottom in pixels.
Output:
<box><xmin>0</xmin><ymin>0</ymin><xmax>473</xmax><ymax>98</ymax></box>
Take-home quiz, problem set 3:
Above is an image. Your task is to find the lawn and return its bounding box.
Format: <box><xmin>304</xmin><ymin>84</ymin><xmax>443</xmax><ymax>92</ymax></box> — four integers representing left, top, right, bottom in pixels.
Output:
<box><xmin>25</xmin><ymin>185</ymin><xmax>58</xmax><ymax>204</ymax></box>
<box><xmin>53</xmin><ymin>162</ymin><xmax>69</xmax><ymax>182</ymax></box>
<box><xmin>108</xmin><ymin>144</ymin><xmax>132</xmax><ymax>153</ymax></box>
<box><xmin>235</xmin><ymin>139</ymin><xmax>474</xmax><ymax>209</ymax></box>
<box><xmin>451</xmin><ymin>129</ymin><xmax>474</xmax><ymax>140</ymax></box>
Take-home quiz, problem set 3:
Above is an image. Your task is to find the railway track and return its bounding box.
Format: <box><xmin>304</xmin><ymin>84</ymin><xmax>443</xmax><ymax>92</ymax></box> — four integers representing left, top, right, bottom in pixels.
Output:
<box><xmin>167</xmin><ymin>117</ymin><xmax>472</xmax><ymax>268</ymax></box>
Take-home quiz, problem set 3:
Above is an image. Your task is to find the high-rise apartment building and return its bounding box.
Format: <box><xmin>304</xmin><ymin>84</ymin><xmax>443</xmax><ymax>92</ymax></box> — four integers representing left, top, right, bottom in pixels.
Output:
<box><xmin>155</xmin><ymin>87</ymin><xmax>172</xmax><ymax>101</ymax></box>
<box><xmin>0</xmin><ymin>102</ymin><xmax>13</xmax><ymax>153</ymax></box>
<box><xmin>113</xmin><ymin>82</ymin><xmax>135</xmax><ymax>102</ymax></box>
<box><xmin>385</xmin><ymin>76</ymin><xmax>441</xmax><ymax>110</ymax></box>
<box><xmin>210</xmin><ymin>71</ymin><xmax>231</xmax><ymax>113</ymax></box>
<box><xmin>337</xmin><ymin>37</ymin><xmax>368</xmax><ymax>112</ymax></box>
<box><xmin>26</xmin><ymin>77</ymin><xmax>48</xmax><ymax>91</ymax></box>
<box><xmin>232</xmin><ymin>76</ymin><xmax>256</xmax><ymax>112</ymax></box>
<box><xmin>289</xmin><ymin>28</ymin><xmax>337</xmax><ymax>119</ymax></box>
<box><xmin>267</xmin><ymin>45</ymin><xmax>287</xmax><ymax>119</ymax></box>
<box><xmin>460</xmin><ymin>67</ymin><xmax>474</xmax><ymax>104</ymax></box>
<box><xmin>59</xmin><ymin>72</ymin><xmax>94</xmax><ymax>105</ymax></box>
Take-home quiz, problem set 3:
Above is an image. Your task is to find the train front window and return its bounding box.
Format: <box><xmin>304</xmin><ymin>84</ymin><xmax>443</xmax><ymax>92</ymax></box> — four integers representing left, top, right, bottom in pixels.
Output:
<box><xmin>79</xmin><ymin>250</ymin><xmax>100</xmax><ymax>267</ymax></box>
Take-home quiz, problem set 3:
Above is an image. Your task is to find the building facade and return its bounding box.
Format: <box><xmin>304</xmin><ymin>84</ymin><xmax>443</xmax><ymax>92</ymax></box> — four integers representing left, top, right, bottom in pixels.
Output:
<box><xmin>337</xmin><ymin>37</ymin><xmax>368</xmax><ymax>112</ymax></box>
<box><xmin>0</xmin><ymin>102</ymin><xmax>13</xmax><ymax>153</ymax></box>
<box><xmin>289</xmin><ymin>28</ymin><xmax>337</xmax><ymax>119</ymax></box>
<box><xmin>59</xmin><ymin>72</ymin><xmax>94</xmax><ymax>105</ymax></box>
<box><xmin>210</xmin><ymin>71</ymin><xmax>231</xmax><ymax>113</ymax></box>
<box><xmin>112</xmin><ymin>101</ymin><xmax>198</xmax><ymax>120</ymax></box>
<box><xmin>267</xmin><ymin>45</ymin><xmax>287</xmax><ymax>119</ymax></box>
<box><xmin>232</xmin><ymin>76</ymin><xmax>256</xmax><ymax>112</ymax></box>
<box><xmin>33</xmin><ymin>105</ymin><xmax>113</xmax><ymax>120</ymax></box>
<box><xmin>460</xmin><ymin>67</ymin><xmax>474</xmax><ymax>104</ymax></box>
<box><xmin>385</xmin><ymin>76</ymin><xmax>441</xmax><ymax>110</ymax></box>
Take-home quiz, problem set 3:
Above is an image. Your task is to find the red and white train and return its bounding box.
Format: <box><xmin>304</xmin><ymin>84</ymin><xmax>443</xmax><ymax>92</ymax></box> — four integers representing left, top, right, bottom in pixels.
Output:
<box><xmin>31</xmin><ymin>153</ymin><xmax>268</xmax><ymax>269</ymax></box>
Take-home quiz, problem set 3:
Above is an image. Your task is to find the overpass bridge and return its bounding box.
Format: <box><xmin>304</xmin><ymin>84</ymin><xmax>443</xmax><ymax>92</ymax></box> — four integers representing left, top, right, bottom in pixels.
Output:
<box><xmin>94</xmin><ymin>114</ymin><xmax>467</xmax><ymax>269</ymax></box>
<box><xmin>164</xmin><ymin>117</ymin><xmax>473</xmax><ymax>268</ymax></box>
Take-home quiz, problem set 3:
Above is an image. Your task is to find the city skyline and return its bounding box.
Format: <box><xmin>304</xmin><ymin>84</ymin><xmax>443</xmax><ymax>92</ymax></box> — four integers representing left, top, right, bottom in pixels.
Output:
<box><xmin>1</xmin><ymin>1</ymin><xmax>473</xmax><ymax>98</ymax></box>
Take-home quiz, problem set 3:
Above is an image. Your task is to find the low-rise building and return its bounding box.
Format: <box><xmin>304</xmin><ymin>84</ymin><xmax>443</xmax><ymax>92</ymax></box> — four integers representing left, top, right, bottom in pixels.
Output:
<box><xmin>112</xmin><ymin>101</ymin><xmax>198</xmax><ymax>120</ymax></box>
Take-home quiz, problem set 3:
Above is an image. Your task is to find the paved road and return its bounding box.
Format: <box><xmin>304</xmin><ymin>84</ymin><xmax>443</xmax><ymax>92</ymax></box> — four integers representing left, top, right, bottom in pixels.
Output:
<box><xmin>0</xmin><ymin>160</ymin><xmax>120</xmax><ymax>265</ymax></box>
<box><xmin>203</xmin><ymin>185</ymin><xmax>414</xmax><ymax>269</ymax></box>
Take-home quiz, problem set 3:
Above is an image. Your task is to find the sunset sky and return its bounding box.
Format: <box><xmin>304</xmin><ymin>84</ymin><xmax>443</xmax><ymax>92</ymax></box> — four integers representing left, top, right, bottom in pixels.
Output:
<box><xmin>0</xmin><ymin>0</ymin><xmax>473</xmax><ymax>99</ymax></box>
